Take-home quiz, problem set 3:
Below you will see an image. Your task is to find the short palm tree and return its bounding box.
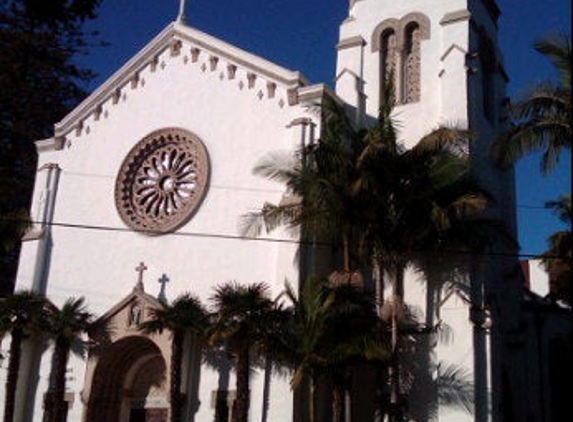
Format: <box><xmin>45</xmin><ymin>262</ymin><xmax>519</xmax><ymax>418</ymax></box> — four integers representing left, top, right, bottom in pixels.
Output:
<box><xmin>279</xmin><ymin>278</ymin><xmax>388</xmax><ymax>422</ymax></box>
<box><xmin>491</xmin><ymin>34</ymin><xmax>571</xmax><ymax>174</ymax></box>
<box><xmin>208</xmin><ymin>282</ymin><xmax>284</xmax><ymax>422</ymax></box>
<box><xmin>44</xmin><ymin>297</ymin><xmax>94</xmax><ymax>422</ymax></box>
<box><xmin>139</xmin><ymin>293</ymin><xmax>209</xmax><ymax>422</ymax></box>
<box><xmin>0</xmin><ymin>290</ymin><xmax>48</xmax><ymax>422</ymax></box>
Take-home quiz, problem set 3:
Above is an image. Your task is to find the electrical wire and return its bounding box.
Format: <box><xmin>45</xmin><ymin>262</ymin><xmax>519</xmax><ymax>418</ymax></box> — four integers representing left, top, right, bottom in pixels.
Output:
<box><xmin>1</xmin><ymin>216</ymin><xmax>570</xmax><ymax>260</ymax></box>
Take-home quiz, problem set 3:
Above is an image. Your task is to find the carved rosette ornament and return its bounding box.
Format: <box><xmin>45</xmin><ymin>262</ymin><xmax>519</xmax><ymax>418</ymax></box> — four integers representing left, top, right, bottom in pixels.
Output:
<box><xmin>115</xmin><ymin>128</ymin><xmax>210</xmax><ymax>234</ymax></box>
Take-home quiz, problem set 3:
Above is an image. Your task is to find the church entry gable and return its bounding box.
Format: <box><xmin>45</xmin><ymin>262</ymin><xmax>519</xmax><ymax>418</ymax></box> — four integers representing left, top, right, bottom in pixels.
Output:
<box><xmin>82</xmin><ymin>272</ymin><xmax>173</xmax><ymax>422</ymax></box>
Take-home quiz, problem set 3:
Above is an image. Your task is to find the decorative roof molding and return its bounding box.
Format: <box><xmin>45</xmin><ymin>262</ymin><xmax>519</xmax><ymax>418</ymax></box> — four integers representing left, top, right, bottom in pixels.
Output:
<box><xmin>337</xmin><ymin>36</ymin><xmax>366</xmax><ymax>51</ymax></box>
<box><xmin>440</xmin><ymin>10</ymin><xmax>472</xmax><ymax>26</ymax></box>
<box><xmin>35</xmin><ymin>137</ymin><xmax>59</xmax><ymax>152</ymax></box>
<box><xmin>54</xmin><ymin>22</ymin><xmax>309</xmax><ymax>138</ymax></box>
<box><xmin>296</xmin><ymin>83</ymin><xmax>338</xmax><ymax>105</ymax></box>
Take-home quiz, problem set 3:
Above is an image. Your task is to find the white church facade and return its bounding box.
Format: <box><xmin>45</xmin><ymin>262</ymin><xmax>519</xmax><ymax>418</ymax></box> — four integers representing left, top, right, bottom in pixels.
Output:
<box><xmin>2</xmin><ymin>1</ymin><xmax>534</xmax><ymax>421</ymax></box>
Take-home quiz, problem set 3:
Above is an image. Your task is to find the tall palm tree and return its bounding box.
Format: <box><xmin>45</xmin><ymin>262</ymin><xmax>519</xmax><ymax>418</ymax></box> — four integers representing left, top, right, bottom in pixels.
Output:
<box><xmin>208</xmin><ymin>282</ymin><xmax>285</xmax><ymax>422</ymax></box>
<box><xmin>491</xmin><ymin>34</ymin><xmax>571</xmax><ymax>174</ymax></box>
<box><xmin>540</xmin><ymin>194</ymin><xmax>571</xmax><ymax>304</ymax></box>
<box><xmin>356</xmin><ymin>91</ymin><xmax>509</xmax><ymax>420</ymax></box>
<box><xmin>139</xmin><ymin>293</ymin><xmax>209</xmax><ymax>422</ymax></box>
<box><xmin>44</xmin><ymin>297</ymin><xmax>94</xmax><ymax>422</ymax></box>
<box><xmin>0</xmin><ymin>290</ymin><xmax>48</xmax><ymax>422</ymax></box>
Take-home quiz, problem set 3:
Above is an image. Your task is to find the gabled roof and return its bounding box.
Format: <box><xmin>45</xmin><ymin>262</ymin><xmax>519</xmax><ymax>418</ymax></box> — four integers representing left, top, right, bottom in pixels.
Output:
<box><xmin>54</xmin><ymin>21</ymin><xmax>310</xmax><ymax>138</ymax></box>
<box><xmin>96</xmin><ymin>282</ymin><xmax>162</xmax><ymax>324</ymax></box>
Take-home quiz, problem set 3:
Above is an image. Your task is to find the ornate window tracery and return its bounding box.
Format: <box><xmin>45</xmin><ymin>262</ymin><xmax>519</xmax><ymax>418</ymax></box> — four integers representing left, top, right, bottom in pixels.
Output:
<box><xmin>381</xmin><ymin>29</ymin><xmax>398</xmax><ymax>100</ymax></box>
<box><xmin>402</xmin><ymin>23</ymin><xmax>421</xmax><ymax>104</ymax></box>
<box><xmin>115</xmin><ymin>128</ymin><xmax>210</xmax><ymax>234</ymax></box>
<box><xmin>371</xmin><ymin>13</ymin><xmax>430</xmax><ymax>106</ymax></box>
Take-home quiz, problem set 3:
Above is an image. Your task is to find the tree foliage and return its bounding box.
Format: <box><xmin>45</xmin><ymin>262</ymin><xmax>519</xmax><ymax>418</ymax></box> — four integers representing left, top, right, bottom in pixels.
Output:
<box><xmin>0</xmin><ymin>290</ymin><xmax>48</xmax><ymax>422</ymax></box>
<box><xmin>0</xmin><ymin>0</ymin><xmax>102</xmax><ymax>295</ymax></box>
<box><xmin>140</xmin><ymin>293</ymin><xmax>209</xmax><ymax>422</ymax></box>
<box><xmin>44</xmin><ymin>297</ymin><xmax>94</xmax><ymax>422</ymax></box>
<box><xmin>491</xmin><ymin>34</ymin><xmax>571</xmax><ymax>174</ymax></box>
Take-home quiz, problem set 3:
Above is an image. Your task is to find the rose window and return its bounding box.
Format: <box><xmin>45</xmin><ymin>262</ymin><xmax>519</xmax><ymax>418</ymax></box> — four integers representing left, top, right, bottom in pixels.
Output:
<box><xmin>115</xmin><ymin>128</ymin><xmax>210</xmax><ymax>233</ymax></box>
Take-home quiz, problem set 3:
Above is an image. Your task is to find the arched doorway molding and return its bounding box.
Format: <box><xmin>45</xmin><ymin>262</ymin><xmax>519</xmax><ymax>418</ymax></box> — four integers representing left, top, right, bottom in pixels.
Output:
<box><xmin>84</xmin><ymin>335</ymin><xmax>169</xmax><ymax>422</ymax></box>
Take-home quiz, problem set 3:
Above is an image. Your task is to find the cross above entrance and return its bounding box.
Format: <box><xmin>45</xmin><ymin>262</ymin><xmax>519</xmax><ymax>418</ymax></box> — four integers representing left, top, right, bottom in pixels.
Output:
<box><xmin>135</xmin><ymin>262</ymin><xmax>148</xmax><ymax>291</ymax></box>
<box><xmin>158</xmin><ymin>273</ymin><xmax>169</xmax><ymax>302</ymax></box>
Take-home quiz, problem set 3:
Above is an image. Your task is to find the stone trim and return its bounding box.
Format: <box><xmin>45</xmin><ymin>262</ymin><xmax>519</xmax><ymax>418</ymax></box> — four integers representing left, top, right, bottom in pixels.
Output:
<box><xmin>115</xmin><ymin>128</ymin><xmax>210</xmax><ymax>234</ymax></box>
<box><xmin>371</xmin><ymin>12</ymin><xmax>430</xmax><ymax>52</ymax></box>
<box><xmin>336</xmin><ymin>36</ymin><xmax>366</xmax><ymax>51</ymax></box>
<box><xmin>440</xmin><ymin>10</ymin><xmax>472</xmax><ymax>26</ymax></box>
<box><xmin>54</xmin><ymin>22</ymin><xmax>309</xmax><ymax>138</ymax></box>
<box><xmin>22</xmin><ymin>227</ymin><xmax>45</xmax><ymax>241</ymax></box>
<box><xmin>440</xmin><ymin>43</ymin><xmax>468</xmax><ymax>62</ymax></box>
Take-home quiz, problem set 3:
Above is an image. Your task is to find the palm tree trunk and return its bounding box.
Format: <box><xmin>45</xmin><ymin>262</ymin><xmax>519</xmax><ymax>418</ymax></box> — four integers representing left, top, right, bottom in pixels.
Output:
<box><xmin>50</xmin><ymin>339</ymin><xmax>70</xmax><ymax>422</ymax></box>
<box><xmin>3</xmin><ymin>329</ymin><xmax>22</xmax><ymax>422</ymax></box>
<box><xmin>171</xmin><ymin>331</ymin><xmax>184</xmax><ymax>422</ymax></box>
<box><xmin>343</xmin><ymin>233</ymin><xmax>350</xmax><ymax>272</ymax></box>
<box><xmin>309</xmin><ymin>376</ymin><xmax>316</xmax><ymax>422</ymax></box>
<box><xmin>389</xmin><ymin>263</ymin><xmax>404</xmax><ymax>422</ymax></box>
<box><xmin>233</xmin><ymin>345</ymin><xmax>250</xmax><ymax>422</ymax></box>
<box><xmin>373</xmin><ymin>256</ymin><xmax>385</xmax><ymax>317</ymax></box>
<box><xmin>332</xmin><ymin>382</ymin><xmax>345</xmax><ymax>422</ymax></box>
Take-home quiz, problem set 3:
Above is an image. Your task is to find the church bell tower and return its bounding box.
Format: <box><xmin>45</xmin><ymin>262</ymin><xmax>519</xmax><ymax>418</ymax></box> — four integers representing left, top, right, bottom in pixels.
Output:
<box><xmin>335</xmin><ymin>1</ymin><xmax>521</xmax><ymax>421</ymax></box>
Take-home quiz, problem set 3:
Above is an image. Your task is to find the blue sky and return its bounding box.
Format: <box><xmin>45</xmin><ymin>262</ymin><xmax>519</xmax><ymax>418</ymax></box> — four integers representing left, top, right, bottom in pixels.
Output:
<box><xmin>79</xmin><ymin>0</ymin><xmax>571</xmax><ymax>257</ymax></box>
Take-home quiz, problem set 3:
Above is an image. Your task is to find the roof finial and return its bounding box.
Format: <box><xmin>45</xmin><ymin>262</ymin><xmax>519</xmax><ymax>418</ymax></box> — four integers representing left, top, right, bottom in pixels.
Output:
<box><xmin>177</xmin><ymin>0</ymin><xmax>187</xmax><ymax>24</ymax></box>
<box><xmin>135</xmin><ymin>262</ymin><xmax>148</xmax><ymax>291</ymax></box>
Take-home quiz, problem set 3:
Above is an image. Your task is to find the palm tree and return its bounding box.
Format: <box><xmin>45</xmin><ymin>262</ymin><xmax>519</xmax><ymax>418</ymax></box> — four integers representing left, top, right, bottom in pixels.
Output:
<box><xmin>208</xmin><ymin>282</ymin><xmax>285</xmax><ymax>422</ymax></box>
<box><xmin>139</xmin><ymin>293</ymin><xmax>209</xmax><ymax>422</ymax></box>
<box><xmin>241</xmin><ymin>96</ymin><xmax>367</xmax><ymax>274</ymax></box>
<box><xmin>540</xmin><ymin>194</ymin><xmax>571</xmax><ymax>304</ymax></box>
<box><xmin>356</xmin><ymin>92</ymin><xmax>509</xmax><ymax>419</ymax></box>
<box><xmin>0</xmin><ymin>290</ymin><xmax>48</xmax><ymax>422</ymax></box>
<box><xmin>278</xmin><ymin>278</ymin><xmax>388</xmax><ymax>422</ymax></box>
<box><xmin>44</xmin><ymin>297</ymin><xmax>94</xmax><ymax>422</ymax></box>
<box><xmin>491</xmin><ymin>34</ymin><xmax>571</xmax><ymax>174</ymax></box>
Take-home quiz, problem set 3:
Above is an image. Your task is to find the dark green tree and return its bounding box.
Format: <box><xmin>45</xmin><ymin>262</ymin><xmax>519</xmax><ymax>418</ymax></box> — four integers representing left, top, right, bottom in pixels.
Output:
<box><xmin>0</xmin><ymin>290</ymin><xmax>48</xmax><ymax>422</ymax></box>
<box><xmin>0</xmin><ymin>0</ymin><xmax>102</xmax><ymax>295</ymax></box>
<box><xmin>139</xmin><ymin>293</ymin><xmax>210</xmax><ymax>422</ymax></box>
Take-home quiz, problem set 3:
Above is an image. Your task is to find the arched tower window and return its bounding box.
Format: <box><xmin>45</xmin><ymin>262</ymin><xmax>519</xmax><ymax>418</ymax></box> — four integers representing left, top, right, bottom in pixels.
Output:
<box><xmin>371</xmin><ymin>13</ymin><xmax>430</xmax><ymax>108</ymax></box>
<box><xmin>381</xmin><ymin>29</ymin><xmax>398</xmax><ymax>103</ymax></box>
<box><xmin>402</xmin><ymin>22</ymin><xmax>421</xmax><ymax>103</ymax></box>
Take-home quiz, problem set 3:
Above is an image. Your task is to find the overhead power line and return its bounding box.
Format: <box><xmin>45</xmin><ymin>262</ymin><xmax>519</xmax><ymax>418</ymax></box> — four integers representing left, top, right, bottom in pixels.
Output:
<box><xmin>1</xmin><ymin>216</ymin><xmax>570</xmax><ymax>260</ymax></box>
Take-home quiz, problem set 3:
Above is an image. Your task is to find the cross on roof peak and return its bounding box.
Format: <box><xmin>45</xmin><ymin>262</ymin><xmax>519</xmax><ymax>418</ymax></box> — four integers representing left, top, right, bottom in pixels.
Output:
<box><xmin>134</xmin><ymin>262</ymin><xmax>148</xmax><ymax>291</ymax></box>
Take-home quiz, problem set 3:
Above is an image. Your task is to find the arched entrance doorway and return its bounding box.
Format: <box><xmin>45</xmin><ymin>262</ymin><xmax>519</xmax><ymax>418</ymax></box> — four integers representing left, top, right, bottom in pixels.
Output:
<box><xmin>85</xmin><ymin>336</ymin><xmax>168</xmax><ymax>422</ymax></box>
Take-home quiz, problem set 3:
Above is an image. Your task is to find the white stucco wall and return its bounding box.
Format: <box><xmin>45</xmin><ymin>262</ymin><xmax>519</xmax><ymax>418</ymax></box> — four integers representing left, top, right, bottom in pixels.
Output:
<box><xmin>7</xmin><ymin>22</ymin><xmax>320</xmax><ymax>422</ymax></box>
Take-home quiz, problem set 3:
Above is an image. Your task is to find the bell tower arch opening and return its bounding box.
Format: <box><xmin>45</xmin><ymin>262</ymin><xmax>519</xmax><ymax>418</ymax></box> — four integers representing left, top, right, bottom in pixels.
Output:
<box><xmin>85</xmin><ymin>336</ymin><xmax>168</xmax><ymax>422</ymax></box>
